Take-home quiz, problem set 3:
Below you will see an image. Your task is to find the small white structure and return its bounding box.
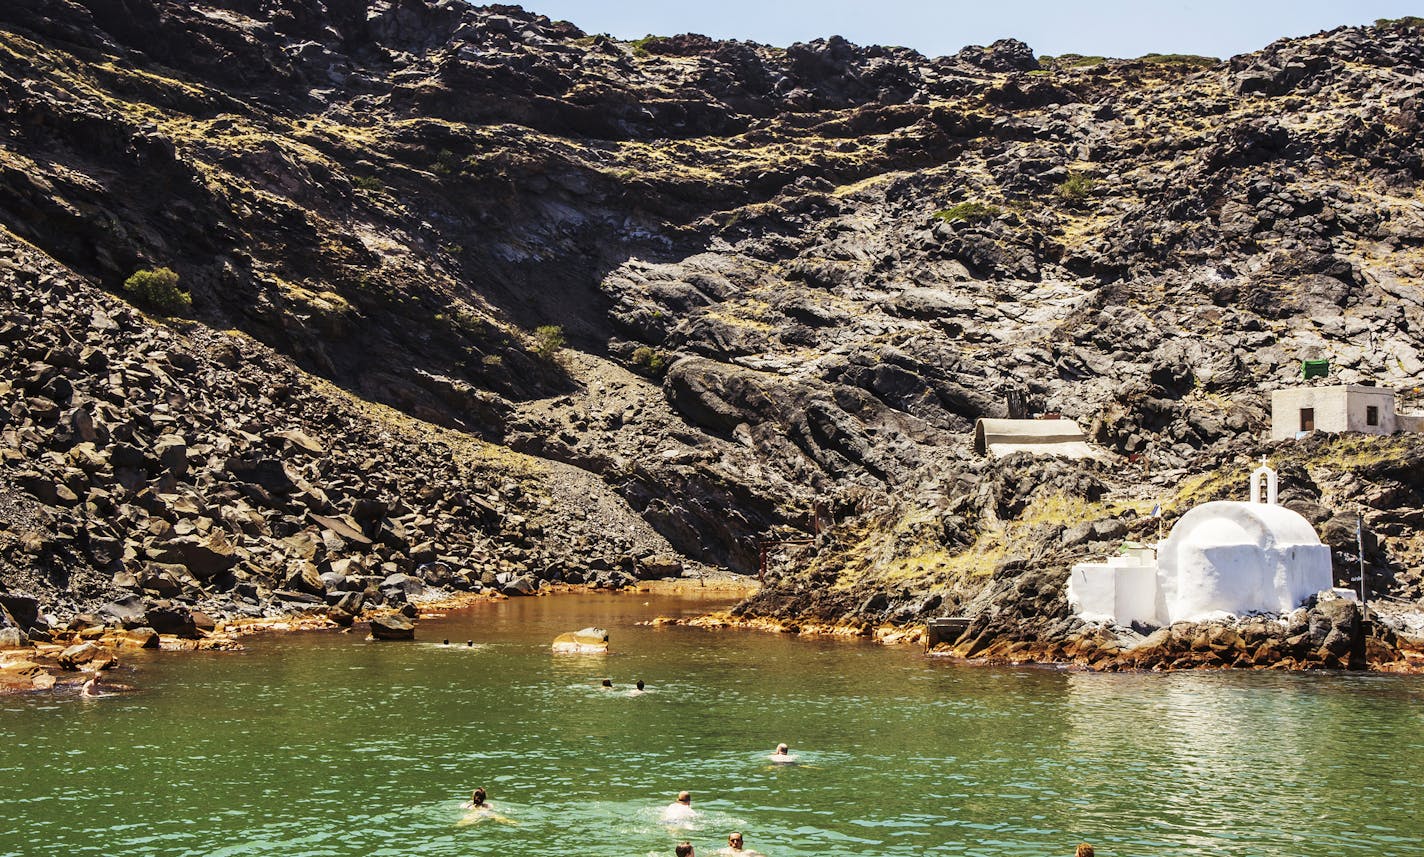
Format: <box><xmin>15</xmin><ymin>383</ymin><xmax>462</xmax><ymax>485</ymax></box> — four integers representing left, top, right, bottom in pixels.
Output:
<box><xmin>1270</xmin><ymin>384</ymin><xmax>1424</xmax><ymax>440</ymax></box>
<box><xmin>1065</xmin><ymin>545</ymin><xmax>1159</xmax><ymax>625</ymax></box>
<box><xmin>1068</xmin><ymin>461</ymin><xmax>1334</xmax><ymax>626</ymax></box>
<box><xmin>973</xmin><ymin>417</ymin><xmax>1101</xmax><ymax>459</ymax></box>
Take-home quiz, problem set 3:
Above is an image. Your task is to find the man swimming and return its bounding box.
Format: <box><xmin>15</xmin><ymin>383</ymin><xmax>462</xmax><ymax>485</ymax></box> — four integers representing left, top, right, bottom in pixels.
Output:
<box><xmin>628</xmin><ymin>679</ymin><xmax>646</xmax><ymax>696</ymax></box>
<box><xmin>661</xmin><ymin>790</ymin><xmax>697</xmax><ymax>823</ymax></box>
<box><xmin>769</xmin><ymin>742</ymin><xmax>798</xmax><ymax>764</ymax></box>
<box><xmin>717</xmin><ymin>831</ymin><xmax>765</xmax><ymax>855</ymax></box>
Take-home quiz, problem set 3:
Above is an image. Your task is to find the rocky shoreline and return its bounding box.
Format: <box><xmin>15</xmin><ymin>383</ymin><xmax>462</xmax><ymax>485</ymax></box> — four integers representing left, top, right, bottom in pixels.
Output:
<box><xmin>2</xmin><ymin>1</ymin><xmax>1424</xmax><ymax>680</ymax></box>
<box><xmin>655</xmin><ymin>594</ymin><xmax>1424</xmax><ymax>673</ymax></box>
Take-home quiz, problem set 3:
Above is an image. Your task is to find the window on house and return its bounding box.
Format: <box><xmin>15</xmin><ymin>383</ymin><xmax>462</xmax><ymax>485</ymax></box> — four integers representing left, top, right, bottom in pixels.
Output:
<box><xmin>1300</xmin><ymin>408</ymin><xmax>1315</xmax><ymax>431</ymax></box>
<box><xmin>1366</xmin><ymin>405</ymin><xmax>1379</xmax><ymax>426</ymax></box>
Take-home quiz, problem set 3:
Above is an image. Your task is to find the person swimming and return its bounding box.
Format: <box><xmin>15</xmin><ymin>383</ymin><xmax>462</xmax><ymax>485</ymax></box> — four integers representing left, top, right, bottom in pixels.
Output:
<box><xmin>717</xmin><ymin>831</ymin><xmax>765</xmax><ymax>856</ymax></box>
<box><xmin>600</xmin><ymin>678</ymin><xmax>614</xmax><ymax>689</ymax></box>
<box><xmin>457</xmin><ymin>786</ymin><xmax>517</xmax><ymax>827</ymax></box>
<box><xmin>769</xmin><ymin>742</ymin><xmax>799</xmax><ymax>764</ymax></box>
<box><xmin>675</xmin><ymin>843</ymin><xmax>695</xmax><ymax>857</ymax></box>
<box><xmin>628</xmin><ymin>679</ymin><xmax>646</xmax><ymax>696</ymax></box>
<box><xmin>661</xmin><ymin>790</ymin><xmax>697</xmax><ymax>823</ymax></box>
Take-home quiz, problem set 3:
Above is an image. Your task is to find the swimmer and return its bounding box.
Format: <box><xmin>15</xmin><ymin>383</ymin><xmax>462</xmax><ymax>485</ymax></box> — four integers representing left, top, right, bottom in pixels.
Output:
<box><xmin>661</xmin><ymin>790</ymin><xmax>697</xmax><ymax>823</ymax></box>
<box><xmin>769</xmin><ymin>742</ymin><xmax>799</xmax><ymax>764</ymax></box>
<box><xmin>466</xmin><ymin>640</ymin><xmax>474</xmax><ymax>647</ymax></box>
<box><xmin>1075</xmin><ymin>845</ymin><xmax>1094</xmax><ymax>857</ymax></box>
<box><xmin>627</xmin><ymin>679</ymin><xmax>646</xmax><ymax>696</ymax></box>
<box><xmin>442</xmin><ymin>639</ymin><xmax>450</xmax><ymax>646</ymax></box>
<box><xmin>80</xmin><ymin>677</ymin><xmax>103</xmax><ymax>697</ymax></box>
<box><xmin>675</xmin><ymin>843</ymin><xmax>695</xmax><ymax>857</ymax></box>
<box><xmin>457</xmin><ymin>786</ymin><xmax>516</xmax><ymax>826</ymax></box>
<box><xmin>601</xmin><ymin>678</ymin><xmax>614</xmax><ymax>689</ymax></box>
<box><xmin>717</xmin><ymin>831</ymin><xmax>765</xmax><ymax>856</ymax></box>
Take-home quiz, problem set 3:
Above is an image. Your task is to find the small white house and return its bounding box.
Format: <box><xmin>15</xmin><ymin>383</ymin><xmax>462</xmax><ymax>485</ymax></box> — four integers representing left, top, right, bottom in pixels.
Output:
<box><xmin>1067</xmin><ymin>461</ymin><xmax>1334</xmax><ymax>626</ymax></box>
<box><xmin>1270</xmin><ymin>384</ymin><xmax>1424</xmax><ymax>440</ymax></box>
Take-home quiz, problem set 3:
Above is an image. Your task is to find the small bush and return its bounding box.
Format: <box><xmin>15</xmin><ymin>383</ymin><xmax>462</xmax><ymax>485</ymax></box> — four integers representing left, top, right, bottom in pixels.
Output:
<box><xmin>630</xmin><ymin>34</ymin><xmax>662</xmax><ymax>57</ymax></box>
<box><xmin>933</xmin><ymin>201</ymin><xmax>1002</xmax><ymax>224</ymax></box>
<box><xmin>1376</xmin><ymin>16</ymin><xmax>1424</xmax><ymax>30</ymax></box>
<box><xmin>481</xmin><ymin>354</ymin><xmax>504</xmax><ymax>369</ymax></box>
<box><xmin>123</xmin><ymin>267</ymin><xmax>190</xmax><ymax>314</ymax></box>
<box><xmin>1056</xmin><ymin>171</ymin><xmax>1098</xmax><ymax>203</ymax></box>
<box><xmin>1138</xmin><ymin>53</ymin><xmax>1219</xmax><ymax>69</ymax></box>
<box><xmin>1042</xmin><ymin>54</ymin><xmax>1107</xmax><ymax>69</ymax></box>
<box><xmin>631</xmin><ymin>345</ymin><xmax>668</xmax><ymax>377</ymax></box>
<box><xmin>532</xmin><ymin>324</ymin><xmax>565</xmax><ymax>360</ymax></box>
<box><xmin>352</xmin><ymin>175</ymin><xmax>384</xmax><ymax>192</ymax></box>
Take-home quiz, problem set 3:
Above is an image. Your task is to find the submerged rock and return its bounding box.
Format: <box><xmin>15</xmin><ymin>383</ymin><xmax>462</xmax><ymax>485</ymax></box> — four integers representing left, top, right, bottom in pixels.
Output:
<box><xmin>369</xmin><ymin>614</ymin><xmax>416</xmax><ymax>641</ymax></box>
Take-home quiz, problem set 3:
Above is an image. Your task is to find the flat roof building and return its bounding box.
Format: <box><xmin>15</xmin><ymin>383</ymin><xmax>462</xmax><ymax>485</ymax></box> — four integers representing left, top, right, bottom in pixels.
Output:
<box><xmin>1270</xmin><ymin>384</ymin><xmax>1424</xmax><ymax>441</ymax></box>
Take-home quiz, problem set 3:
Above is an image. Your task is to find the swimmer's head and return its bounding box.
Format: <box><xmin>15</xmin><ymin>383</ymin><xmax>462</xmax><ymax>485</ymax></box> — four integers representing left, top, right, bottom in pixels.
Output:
<box><xmin>471</xmin><ymin>787</ymin><xmax>487</xmax><ymax>806</ymax></box>
<box><xmin>466</xmin><ymin>640</ymin><xmax>473</xmax><ymax>647</ymax></box>
<box><xmin>728</xmin><ymin>832</ymin><xmax>745</xmax><ymax>849</ymax></box>
<box><xmin>1075</xmin><ymin>845</ymin><xmax>1094</xmax><ymax>857</ymax></box>
<box><xmin>601</xmin><ymin>678</ymin><xmax>613</xmax><ymax>688</ymax></box>
<box><xmin>676</xmin><ymin>791</ymin><xmax>691</xmax><ymax>805</ymax></box>
<box><xmin>442</xmin><ymin>639</ymin><xmax>449</xmax><ymax>645</ymax></box>
<box><xmin>775</xmin><ymin>742</ymin><xmax>789</xmax><ymax>754</ymax></box>
<box><xmin>675</xmin><ymin>843</ymin><xmax>694</xmax><ymax>857</ymax></box>
<box><xmin>636</xmin><ymin>679</ymin><xmax>645</xmax><ymax>690</ymax></box>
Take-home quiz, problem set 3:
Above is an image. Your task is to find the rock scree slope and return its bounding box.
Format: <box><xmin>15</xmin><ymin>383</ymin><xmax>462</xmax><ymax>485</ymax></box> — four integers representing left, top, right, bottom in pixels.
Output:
<box><xmin>1</xmin><ymin>1</ymin><xmax>1423</xmax><ymax>669</ymax></box>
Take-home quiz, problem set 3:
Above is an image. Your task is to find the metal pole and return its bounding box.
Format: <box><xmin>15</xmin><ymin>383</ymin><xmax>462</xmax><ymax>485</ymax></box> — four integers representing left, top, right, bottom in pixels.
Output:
<box><xmin>1357</xmin><ymin>513</ymin><xmax>1367</xmax><ymax>611</ymax></box>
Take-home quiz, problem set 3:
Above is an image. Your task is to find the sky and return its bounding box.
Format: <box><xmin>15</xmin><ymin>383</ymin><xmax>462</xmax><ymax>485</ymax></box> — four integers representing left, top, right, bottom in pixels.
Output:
<box><xmin>518</xmin><ymin>1</ymin><xmax>1420</xmax><ymax>60</ymax></box>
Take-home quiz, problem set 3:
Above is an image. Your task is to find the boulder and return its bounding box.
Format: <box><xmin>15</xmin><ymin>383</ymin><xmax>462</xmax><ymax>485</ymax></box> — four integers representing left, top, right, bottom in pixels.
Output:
<box><xmin>145</xmin><ymin>603</ymin><xmax>198</xmax><ymax>638</ymax></box>
<box><xmin>225</xmin><ymin>456</ymin><xmax>298</xmax><ymax>494</ymax></box>
<box><xmin>369</xmin><ymin>613</ymin><xmax>415</xmax><ymax>640</ymax></box>
<box><xmin>501</xmin><ymin>575</ymin><xmax>538</xmax><ymax>596</ymax></box>
<box><xmin>634</xmin><ymin>555</ymin><xmax>684</xmax><ymax>579</ymax></box>
<box><xmin>0</xmin><ymin>627</ymin><xmax>29</xmax><ymax>649</ymax></box>
<box><xmin>552</xmin><ymin>627</ymin><xmax>609</xmax><ymax>653</ymax></box>
<box><xmin>97</xmin><ymin>595</ymin><xmax>147</xmax><ymax>628</ymax></box>
<box><xmin>148</xmin><ymin>533</ymin><xmax>237</xmax><ymax>579</ymax></box>
<box><xmin>154</xmin><ymin>435</ymin><xmax>188</xmax><ymax>477</ymax></box>
<box><xmin>285</xmin><ymin>561</ymin><xmax>327</xmax><ymax>596</ymax></box>
<box><xmin>57</xmin><ymin>641</ymin><xmax>103</xmax><ymax>669</ymax></box>
<box><xmin>0</xmin><ymin>594</ymin><xmax>41</xmax><ymax>632</ymax></box>
<box><xmin>380</xmin><ymin>573</ymin><xmax>425</xmax><ymax>598</ymax></box>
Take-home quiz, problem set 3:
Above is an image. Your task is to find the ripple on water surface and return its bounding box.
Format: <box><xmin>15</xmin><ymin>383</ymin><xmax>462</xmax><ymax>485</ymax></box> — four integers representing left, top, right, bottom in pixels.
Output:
<box><xmin>4</xmin><ymin>594</ymin><xmax>1424</xmax><ymax>857</ymax></box>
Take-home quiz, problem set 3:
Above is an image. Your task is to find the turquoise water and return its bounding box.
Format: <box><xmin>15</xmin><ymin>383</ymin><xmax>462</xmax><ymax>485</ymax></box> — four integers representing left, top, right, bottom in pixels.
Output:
<box><xmin>3</xmin><ymin>591</ymin><xmax>1423</xmax><ymax>857</ymax></box>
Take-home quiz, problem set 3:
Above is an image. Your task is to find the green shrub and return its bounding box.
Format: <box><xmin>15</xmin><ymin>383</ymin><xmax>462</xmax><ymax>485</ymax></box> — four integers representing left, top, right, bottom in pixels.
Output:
<box><xmin>352</xmin><ymin>175</ymin><xmax>384</xmax><ymax>192</ymax></box>
<box><xmin>1056</xmin><ymin>171</ymin><xmax>1098</xmax><ymax>203</ymax></box>
<box><xmin>1043</xmin><ymin>54</ymin><xmax>1107</xmax><ymax>69</ymax></box>
<box><xmin>1376</xmin><ymin>16</ymin><xmax>1424</xmax><ymax>29</ymax></box>
<box><xmin>123</xmin><ymin>267</ymin><xmax>190</xmax><ymax>314</ymax></box>
<box><xmin>933</xmin><ymin>201</ymin><xmax>1002</xmax><ymax>224</ymax></box>
<box><xmin>1138</xmin><ymin>53</ymin><xmax>1219</xmax><ymax>69</ymax></box>
<box><xmin>532</xmin><ymin>324</ymin><xmax>565</xmax><ymax>360</ymax></box>
<box><xmin>631</xmin><ymin>345</ymin><xmax>668</xmax><ymax>376</ymax></box>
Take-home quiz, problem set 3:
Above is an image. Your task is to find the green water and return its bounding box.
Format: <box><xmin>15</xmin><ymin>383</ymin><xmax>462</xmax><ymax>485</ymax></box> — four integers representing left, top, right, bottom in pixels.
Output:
<box><xmin>3</xmin><ymin>592</ymin><xmax>1423</xmax><ymax>857</ymax></box>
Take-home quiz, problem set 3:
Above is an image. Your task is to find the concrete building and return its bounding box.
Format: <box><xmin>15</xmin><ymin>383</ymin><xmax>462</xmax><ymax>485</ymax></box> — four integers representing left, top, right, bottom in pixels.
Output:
<box><xmin>1270</xmin><ymin>384</ymin><xmax>1424</xmax><ymax>440</ymax></box>
<box><xmin>1067</xmin><ymin>461</ymin><xmax>1334</xmax><ymax>626</ymax></box>
<box><xmin>973</xmin><ymin>417</ymin><xmax>1102</xmax><ymax>459</ymax></box>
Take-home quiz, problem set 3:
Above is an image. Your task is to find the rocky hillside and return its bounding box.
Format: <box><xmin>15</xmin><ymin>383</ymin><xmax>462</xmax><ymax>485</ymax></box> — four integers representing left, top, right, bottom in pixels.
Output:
<box><xmin>1</xmin><ymin>1</ymin><xmax>1423</xmax><ymax>655</ymax></box>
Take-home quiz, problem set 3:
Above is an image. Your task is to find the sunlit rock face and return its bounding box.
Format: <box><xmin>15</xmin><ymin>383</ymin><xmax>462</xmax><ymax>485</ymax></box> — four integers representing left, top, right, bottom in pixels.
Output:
<box><xmin>1156</xmin><ymin>501</ymin><xmax>1332</xmax><ymax>624</ymax></box>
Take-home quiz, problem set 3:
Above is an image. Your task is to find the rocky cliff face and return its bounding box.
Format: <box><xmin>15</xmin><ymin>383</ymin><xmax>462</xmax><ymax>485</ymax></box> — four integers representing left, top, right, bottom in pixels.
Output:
<box><xmin>0</xmin><ymin>2</ymin><xmax>1422</xmax><ymax>655</ymax></box>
